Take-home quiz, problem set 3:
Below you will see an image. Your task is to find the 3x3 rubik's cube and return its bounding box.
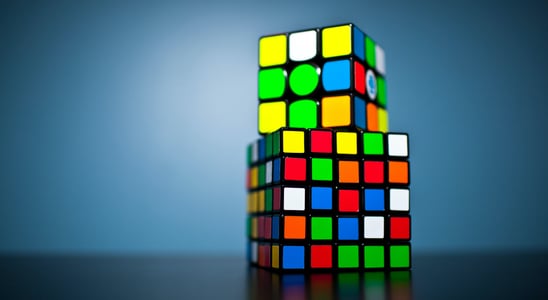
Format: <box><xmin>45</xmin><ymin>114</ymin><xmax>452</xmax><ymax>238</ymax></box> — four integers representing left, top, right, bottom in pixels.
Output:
<box><xmin>246</xmin><ymin>23</ymin><xmax>411</xmax><ymax>271</ymax></box>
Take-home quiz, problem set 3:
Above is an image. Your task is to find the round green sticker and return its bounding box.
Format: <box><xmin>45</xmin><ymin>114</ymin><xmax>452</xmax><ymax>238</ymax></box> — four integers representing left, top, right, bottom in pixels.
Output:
<box><xmin>289</xmin><ymin>64</ymin><xmax>319</xmax><ymax>96</ymax></box>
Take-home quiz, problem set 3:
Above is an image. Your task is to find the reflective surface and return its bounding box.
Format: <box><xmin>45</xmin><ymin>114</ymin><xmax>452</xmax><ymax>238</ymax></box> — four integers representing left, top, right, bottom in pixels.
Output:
<box><xmin>1</xmin><ymin>252</ymin><xmax>547</xmax><ymax>299</ymax></box>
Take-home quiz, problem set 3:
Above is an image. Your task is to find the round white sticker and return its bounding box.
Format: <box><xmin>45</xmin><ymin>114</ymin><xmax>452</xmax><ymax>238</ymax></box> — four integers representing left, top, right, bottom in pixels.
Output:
<box><xmin>366</xmin><ymin>69</ymin><xmax>377</xmax><ymax>101</ymax></box>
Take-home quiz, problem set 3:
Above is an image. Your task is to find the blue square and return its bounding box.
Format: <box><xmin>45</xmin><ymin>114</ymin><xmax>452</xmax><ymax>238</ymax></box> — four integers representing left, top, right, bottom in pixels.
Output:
<box><xmin>322</xmin><ymin>60</ymin><xmax>351</xmax><ymax>91</ymax></box>
<box><xmin>272</xmin><ymin>216</ymin><xmax>279</xmax><ymax>239</ymax></box>
<box><xmin>354</xmin><ymin>96</ymin><xmax>366</xmax><ymax>129</ymax></box>
<box><xmin>283</xmin><ymin>246</ymin><xmax>305</xmax><ymax>269</ymax></box>
<box><xmin>273</xmin><ymin>158</ymin><xmax>281</xmax><ymax>183</ymax></box>
<box><xmin>258</xmin><ymin>138</ymin><xmax>265</xmax><ymax>161</ymax></box>
<box><xmin>364</xmin><ymin>189</ymin><xmax>385</xmax><ymax>211</ymax></box>
<box><xmin>311</xmin><ymin>187</ymin><xmax>332</xmax><ymax>210</ymax></box>
<box><xmin>338</xmin><ymin>217</ymin><xmax>359</xmax><ymax>240</ymax></box>
<box><xmin>353</xmin><ymin>26</ymin><xmax>365</xmax><ymax>61</ymax></box>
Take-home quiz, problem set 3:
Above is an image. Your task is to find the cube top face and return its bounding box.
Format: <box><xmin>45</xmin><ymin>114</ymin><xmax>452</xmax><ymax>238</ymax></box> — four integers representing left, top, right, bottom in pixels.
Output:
<box><xmin>258</xmin><ymin>24</ymin><xmax>384</xmax><ymax>72</ymax></box>
<box><xmin>247</xmin><ymin>128</ymin><xmax>409</xmax><ymax>168</ymax></box>
<box><xmin>257</xmin><ymin>24</ymin><xmax>388</xmax><ymax>135</ymax></box>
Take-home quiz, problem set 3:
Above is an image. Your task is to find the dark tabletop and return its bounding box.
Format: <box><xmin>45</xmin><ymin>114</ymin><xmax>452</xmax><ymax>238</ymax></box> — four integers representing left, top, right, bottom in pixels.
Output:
<box><xmin>1</xmin><ymin>252</ymin><xmax>547</xmax><ymax>299</ymax></box>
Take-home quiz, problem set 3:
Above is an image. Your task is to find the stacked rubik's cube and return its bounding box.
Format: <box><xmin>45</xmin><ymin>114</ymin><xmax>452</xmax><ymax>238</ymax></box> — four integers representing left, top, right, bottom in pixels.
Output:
<box><xmin>246</xmin><ymin>23</ymin><xmax>411</xmax><ymax>271</ymax></box>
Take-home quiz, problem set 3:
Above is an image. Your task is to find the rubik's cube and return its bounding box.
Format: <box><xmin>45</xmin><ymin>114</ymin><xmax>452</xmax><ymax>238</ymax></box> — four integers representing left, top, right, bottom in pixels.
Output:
<box><xmin>246</xmin><ymin>23</ymin><xmax>411</xmax><ymax>271</ymax></box>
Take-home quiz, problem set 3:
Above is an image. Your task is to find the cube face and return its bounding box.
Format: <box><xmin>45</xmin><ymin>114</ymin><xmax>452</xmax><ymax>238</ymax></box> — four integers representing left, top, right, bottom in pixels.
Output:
<box><xmin>257</xmin><ymin>24</ymin><xmax>388</xmax><ymax>135</ymax></box>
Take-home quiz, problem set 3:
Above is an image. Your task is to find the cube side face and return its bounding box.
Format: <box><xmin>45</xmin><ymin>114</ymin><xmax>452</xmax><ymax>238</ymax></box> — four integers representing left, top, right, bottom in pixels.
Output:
<box><xmin>257</xmin><ymin>24</ymin><xmax>388</xmax><ymax>135</ymax></box>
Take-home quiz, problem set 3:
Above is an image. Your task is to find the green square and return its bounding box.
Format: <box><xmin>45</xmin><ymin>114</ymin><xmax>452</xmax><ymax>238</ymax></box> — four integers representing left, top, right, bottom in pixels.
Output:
<box><xmin>364</xmin><ymin>246</ymin><xmax>385</xmax><ymax>268</ymax></box>
<box><xmin>265</xmin><ymin>188</ymin><xmax>272</xmax><ymax>211</ymax></box>
<box><xmin>246</xmin><ymin>143</ymin><xmax>253</xmax><ymax>166</ymax></box>
<box><xmin>377</xmin><ymin>77</ymin><xmax>387</xmax><ymax>108</ymax></box>
<box><xmin>338</xmin><ymin>245</ymin><xmax>359</xmax><ymax>268</ymax></box>
<box><xmin>265</xmin><ymin>134</ymin><xmax>272</xmax><ymax>159</ymax></box>
<box><xmin>365</xmin><ymin>37</ymin><xmax>376</xmax><ymax>68</ymax></box>
<box><xmin>363</xmin><ymin>132</ymin><xmax>384</xmax><ymax>155</ymax></box>
<box><xmin>258</xmin><ymin>68</ymin><xmax>286</xmax><ymax>100</ymax></box>
<box><xmin>312</xmin><ymin>158</ymin><xmax>333</xmax><ymax>181</ymax></box>
<box><xmin>272</xmin><ymin>131</ymin><xmax>280</xmax><ymax>155</ymax></box>
<box><xmin>390</xmin><ymin>245</ymin><xmax>410</xmax><ymax>268</ymax></box>
<box><xmin>258</xmin><ymin>164</ymin><xmax>265</xmax><ymax>187</ymax></box>
<box><xmin>311</xmin><ymin>217</ymin><xmax>332</xmax><ymax>240</ymax></box>
<box><xmin>289</xmin><ymin>100</ymin><xmax>317</xmax><ymax>129</ymax></box>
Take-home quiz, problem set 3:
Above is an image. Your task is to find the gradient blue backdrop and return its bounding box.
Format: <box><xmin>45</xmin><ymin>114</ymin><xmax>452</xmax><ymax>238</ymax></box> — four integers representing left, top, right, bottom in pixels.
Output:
<box><xmin>1</xmin><ymin>0</ymin><xmax>547</xmax><ymax>254</ymax></box>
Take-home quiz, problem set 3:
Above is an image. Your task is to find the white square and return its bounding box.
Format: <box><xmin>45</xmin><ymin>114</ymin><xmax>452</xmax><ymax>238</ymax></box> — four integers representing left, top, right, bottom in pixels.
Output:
<box><xmin>390</xmin><ymin>188</ymin><xmax>410</xmax><ymax>211</ymax></box>
<box><xmin>388</xmin><ymin>134</ymin><xmax>408</xmax><ymax>157</ymax></box>
<box><xmin>265</xmin><ymin>161</ymin><xmax>272</xmax><ymax>184</ymax></box>
<box><xmin>289</xmin><ymin>30</ymin><xmax>317</xmax><ymax>62</ymax></box>
<box><xmin>364</xmin><ymin>216</ymin><xmax>384</xmax><ymax>239</ymax></box>
<box><xmin>375</xmin><ymin>45</ymin><xmax>386</xmax><ymax>75</ymax></box>
<box><xmin>251</xmin><ymin>140</ymin><xmax>258</xmax><ymax>163</ymax></box>
<box><xmin>251</xmin><ymin>241</ymin><xmax>258</xmax><ymax>263</ymax></box>
<box><xmin>283</xmin><ymin>187</ymin><xmax>305</xmax><ymax>211</ymax></box>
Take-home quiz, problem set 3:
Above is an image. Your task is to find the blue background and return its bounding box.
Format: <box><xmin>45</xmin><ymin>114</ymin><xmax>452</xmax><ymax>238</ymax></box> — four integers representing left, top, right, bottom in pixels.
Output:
<box><xmin>1</xmin><ymin>0</ymin><xmax>547</xmax><ymax>254</ymax></box>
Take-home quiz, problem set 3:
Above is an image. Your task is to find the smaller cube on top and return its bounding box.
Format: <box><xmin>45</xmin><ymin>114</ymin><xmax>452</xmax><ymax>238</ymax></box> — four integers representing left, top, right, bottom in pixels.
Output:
<box><xmin>257</xmin><ymin>24</ymin><xmax>388</xmax><ymax>135</ymax></box>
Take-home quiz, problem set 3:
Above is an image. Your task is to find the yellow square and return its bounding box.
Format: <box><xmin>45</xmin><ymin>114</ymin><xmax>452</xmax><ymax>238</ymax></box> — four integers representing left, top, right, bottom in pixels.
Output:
<box><xmin>259</xmin><ymin>34</ymin><xmax>287</xmax><ymax>67</ymax></box>
<box><xmin>282</xmin><ymin>130</ymin><xmax>305</xmax><ymax>153</ymax></box>
<box><xmin>247</xmin><ymin>192</ymin><xmax>256</xmax><ymax>213</ymax></box>
<box><xmin>251</xmin><ymin>217</ymin><xmax>258</xmax><ymax>239</ymax></box>
<box><xmin>259</xmin><ymin>101</ymin><xmax>286</xmax><ymax>134</ymax></box>
<box><xmin>378</xmin><ymin>107</ymin><xmax>389</xmax><ymax>133</ymax></box>
<box><xmin>258</xmin><ymin>190</ymin><xmax>265</xmax><ymax>212</ymax></box>
<box><xmin>321</xmin><ymin>95</ymin><xmax>351</xmax><ymax>127</ymax></box>
<box><xmin>336</xmin><ymin>132</ymin><xmax>358</xmax><ymax>154</ymax></box>
<box><xmin>250</xmin><ymin>167</ymin><xmax>258</xmax><ymax>189</ymax></box>
<box><xmin>322</xmin><ymin>25</ymin><xmax>352</xmax><ymax>58</ymax></box>
<box><xmin>272</xmin><ymin>245</ymin><xmax>279</xmax><ymax>269</ymax></box>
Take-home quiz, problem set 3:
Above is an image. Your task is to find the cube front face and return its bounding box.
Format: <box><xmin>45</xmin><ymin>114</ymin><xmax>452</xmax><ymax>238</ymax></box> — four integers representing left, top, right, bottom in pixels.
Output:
<box><xmin>247</xmin><ymin>128</ymin><xmax>410</xmax><ymax>271</ymax></box>
<box><xmin>257</xmin><ymin>24</ymin><xmax>388</xmax><ymax>135</ymax></box>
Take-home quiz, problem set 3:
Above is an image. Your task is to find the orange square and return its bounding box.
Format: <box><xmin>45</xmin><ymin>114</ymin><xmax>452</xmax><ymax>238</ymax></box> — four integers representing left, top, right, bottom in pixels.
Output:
<box><xmin>338</xmin><ymin>161</ymin><xmax>360</xmax><ymax>183</ymax></box>
<box><xmin>367</xmin><ymin>102</ymin><xmax>378</xmax><ymax>131</ymax></box>
<box><xmin>388</xmin><ymin>161</ymin><xmax>409</xmax><ymax>184</ymax></box>
<box><xmin>284</xmin><ymin>216</ymin><xmax>306</xmax><ymax>239</ymax></box>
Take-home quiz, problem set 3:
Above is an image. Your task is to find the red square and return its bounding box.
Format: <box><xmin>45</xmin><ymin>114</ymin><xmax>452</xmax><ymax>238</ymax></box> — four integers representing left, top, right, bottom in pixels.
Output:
<box><xmin>259</xmin><ymin>245</ymin><xmax>271</xmax><ymax>267</ymax></box>
<box><xmin>310</xmin><ymin>130</ymin><xmax>332</xmax><ymax>153</ymax></box>
<box><xmin>265</xmin><ymin>217</ymin><xmax>272</xmax><ymax>239</ymax></box>
<box><xmin>311</xmin><ymin>245</ymin><xmax>332</xmax><ymax>268</ymax></box>
<box><xmin>390</xmin><ymin>216</ymin><xmax>410</xmax><ymax>240</ymax></box>
<box><xmin>273</xmin><ymin>187</ymin><xmax>281</xmax><ymax>210</ymax></box>
<box><xmin>284</xmin><ymin>157</ymin><xmax>307</xmax><ymax>181</ymax></box>
<box><xmin>354</xmin><ymin>61</ymin><xmax>365</xmax><ymax>95</ymax></box>
<box><xmin>364</xmin><ymin>161</ymin><xmax>384</xmax><ymax>183</ymax></box>
<box><xmin>258</xmin><ymin>216</ymin><xmax>264</xmax><ymax>239</ymax></box>
<box><xmin>338</xmin><ymin>189</ymin><xmax>359</xmax><ymax>212</ymax></box>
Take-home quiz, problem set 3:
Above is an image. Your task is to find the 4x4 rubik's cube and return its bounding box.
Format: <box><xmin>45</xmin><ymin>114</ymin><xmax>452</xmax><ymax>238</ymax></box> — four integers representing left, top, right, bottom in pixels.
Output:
<box><xmin>246</xmin><ymin>23</ymin><xmax>411</xmax><ymax>271</ymax></box>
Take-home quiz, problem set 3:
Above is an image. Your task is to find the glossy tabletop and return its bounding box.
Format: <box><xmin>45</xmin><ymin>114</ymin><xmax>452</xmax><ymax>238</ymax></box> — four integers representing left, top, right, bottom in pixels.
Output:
<box><xmin>1</xmin><ymin>252</ymin><xmax>547</xmax><ymax>299</ymax></box>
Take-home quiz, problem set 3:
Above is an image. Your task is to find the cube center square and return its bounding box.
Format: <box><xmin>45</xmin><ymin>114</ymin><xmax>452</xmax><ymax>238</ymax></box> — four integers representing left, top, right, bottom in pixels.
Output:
<box><xmin>249</xmin><ymin>23</ymin><xmax>411</xmax><ymax>272</ymax></box>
